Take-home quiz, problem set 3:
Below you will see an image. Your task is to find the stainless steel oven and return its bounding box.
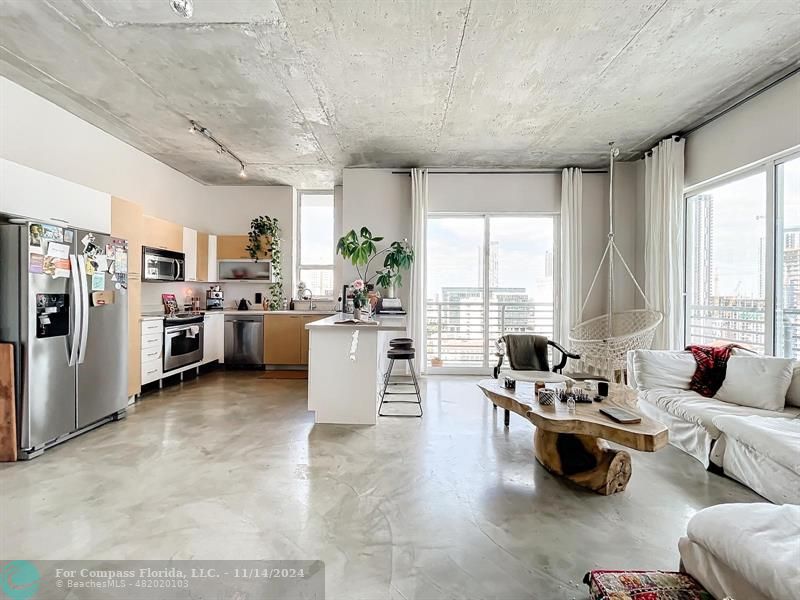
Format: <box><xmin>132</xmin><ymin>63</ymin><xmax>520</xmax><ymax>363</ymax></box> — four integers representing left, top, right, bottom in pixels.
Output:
<box><xmin>164</xmin><ymin>314</ymin><xmax>204</xmax><ymax>372</ymax></box>
<box><xmin>142</xmin><ymin>247</ymin><xmax>185</xmax><ymax>282</ymax></box>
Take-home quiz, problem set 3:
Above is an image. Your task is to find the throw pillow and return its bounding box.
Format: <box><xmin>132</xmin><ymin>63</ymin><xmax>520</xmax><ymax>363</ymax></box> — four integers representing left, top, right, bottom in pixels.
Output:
<box><xmin>715</xmin><ymin>356</ymin><xmax>794</xmax><ymax>411</ymax></box>
<box><xmin>786</xmin><ymin>363</ymin><xmax>800</xmax><ymax>408</ymax></box>
<box><xmin>687</xmin><ymin>345</ymin><xmax>736</xmax><ymax>397</ymax></box>
<box><xmin>630</xmin><ymin>350</ymin><xmax>696</xmax><ymax>390</ymax></box>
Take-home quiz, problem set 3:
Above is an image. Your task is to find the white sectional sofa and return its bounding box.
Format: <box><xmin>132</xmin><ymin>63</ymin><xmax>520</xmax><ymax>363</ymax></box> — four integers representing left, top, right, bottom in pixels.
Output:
<box><xmin>628</xmin><ymin>349</ymin><xmax>800</xmax><ymax>504</ymax></box>
<box><xmin>679</xmin><ymin>502</ymin><xmax>800</xmax><ymax>600</ymax></box>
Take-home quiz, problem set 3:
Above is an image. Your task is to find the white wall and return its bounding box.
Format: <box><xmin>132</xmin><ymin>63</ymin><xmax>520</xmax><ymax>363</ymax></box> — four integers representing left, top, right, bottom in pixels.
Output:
<box><xmin>341</xmin><ymin>166</ymin><xmax>641</xmax><ymax>321</ymax></box>
<box><xmin>685</xmin><ymin>72</ymin><xmax>800</xmax><ymax>187</ymax></box>
<box><xmin>341</xmin><ymin>168</ymin><xmax>412</xmax><ymax>307</ymax></box>
<box><xmin>0</xmin><ymin>75</ymin><xmax>294</xmax><ymax>292</ymax></box>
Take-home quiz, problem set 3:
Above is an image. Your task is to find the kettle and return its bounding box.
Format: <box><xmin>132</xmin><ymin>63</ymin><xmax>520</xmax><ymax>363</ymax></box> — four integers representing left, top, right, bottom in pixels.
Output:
<box><xmin>237</xmin><ymin>298</ymin><xmax>252</xmax><ymax>311</ymax></box>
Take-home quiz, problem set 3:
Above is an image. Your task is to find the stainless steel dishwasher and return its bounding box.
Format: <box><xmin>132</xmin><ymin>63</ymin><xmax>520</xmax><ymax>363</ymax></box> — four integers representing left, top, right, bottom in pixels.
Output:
<box><xmin>224</xmin><ymin>314</ymin><xmax>264</xmax><ymax>365</ymax></box>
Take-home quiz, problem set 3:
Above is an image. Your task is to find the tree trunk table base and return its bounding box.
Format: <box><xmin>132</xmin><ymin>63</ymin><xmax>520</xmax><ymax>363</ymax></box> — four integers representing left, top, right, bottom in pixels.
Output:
<box><xmin>477</xmin><ymin>379</ymin><xmax>666</xmax><ymax>496</ymax></box>
<box><xmin>533</xmin><ymin>429</ymin><xmax>632</xmax><ymax>495</ymax></box>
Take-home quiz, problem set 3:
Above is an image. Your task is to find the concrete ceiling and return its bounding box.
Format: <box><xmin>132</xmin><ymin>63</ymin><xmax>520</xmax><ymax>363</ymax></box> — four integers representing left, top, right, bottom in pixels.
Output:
<box><xmin>1</xmin><ymin>0</ymin><xmax>799</xmax><ymax>188</ymax></box>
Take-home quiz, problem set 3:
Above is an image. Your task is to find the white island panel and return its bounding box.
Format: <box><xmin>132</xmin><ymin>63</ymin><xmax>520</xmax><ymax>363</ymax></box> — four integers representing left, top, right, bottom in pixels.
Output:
<box><xmin>306</xmin><ymin>313</ymin><xmax>408</xmax><ymax>425</ymax></box>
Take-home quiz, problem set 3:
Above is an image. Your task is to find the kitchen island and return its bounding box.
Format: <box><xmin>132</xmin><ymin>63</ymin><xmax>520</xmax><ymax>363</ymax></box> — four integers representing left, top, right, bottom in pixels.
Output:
<box><xmin>306</xmin><ymin>313</ymin><xmax>408</xmax><ymax>424</ymax></box>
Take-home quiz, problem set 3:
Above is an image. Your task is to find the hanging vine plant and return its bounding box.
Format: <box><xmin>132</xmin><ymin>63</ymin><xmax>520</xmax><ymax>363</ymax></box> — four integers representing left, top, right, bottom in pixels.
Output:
<box><xmin>246</xmin><ymin>215</ymin><xmax>283</xmax><ymax>310</ymax></box>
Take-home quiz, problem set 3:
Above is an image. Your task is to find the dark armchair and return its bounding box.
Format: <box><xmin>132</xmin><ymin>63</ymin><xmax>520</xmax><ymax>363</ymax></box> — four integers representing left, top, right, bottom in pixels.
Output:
<box><xmin>493</xmin><ymin>334</ymin><xmax>580</xmax><ymax>379</ymax></box>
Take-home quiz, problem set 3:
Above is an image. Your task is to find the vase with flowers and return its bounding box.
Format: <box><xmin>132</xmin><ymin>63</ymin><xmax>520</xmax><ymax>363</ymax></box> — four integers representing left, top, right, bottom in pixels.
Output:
<box><xmin>350</xmin><ymin>279</ymin><xmax>368</xmax><ymax>320</ymax></box>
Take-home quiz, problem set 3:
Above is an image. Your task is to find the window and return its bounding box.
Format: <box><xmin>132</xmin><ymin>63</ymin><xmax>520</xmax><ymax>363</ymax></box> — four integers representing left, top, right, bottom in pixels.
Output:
<box><xmin>684</xmin><ymin>150</ymin><xmax>800</xmax><ymax>359</ymax></box>
<box><xmin>685</xmin><ymin>172</ymin><xmax>767</xmax><ymax>352</ymax></box>
<box><xmin>777</xmin><ymin>156</ymin><xmax>800</xmax><ymax>359</ymax></box>
<box><xmin>297</xmin><ymin>191</ymin><xmax>335</xmax><ymax>298</ymax></box>
<box><xmin>425</xmin><ymin>214</ymin><xmax>555</xmax><ymax>371</ymax></box>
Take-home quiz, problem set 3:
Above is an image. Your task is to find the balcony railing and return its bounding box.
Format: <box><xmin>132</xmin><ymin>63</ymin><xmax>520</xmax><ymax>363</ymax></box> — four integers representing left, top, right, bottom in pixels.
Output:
<box><xmin>426</xmin><ymin>301</ymin><xmax>554</xmax><ymax>368</ymax></box>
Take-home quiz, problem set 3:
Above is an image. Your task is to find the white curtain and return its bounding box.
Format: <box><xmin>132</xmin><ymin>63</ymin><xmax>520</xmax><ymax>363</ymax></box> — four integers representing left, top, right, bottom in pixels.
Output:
<box><xmin>409</xmin><ymin>168</ymin><xmax>428</xmax><ymax>373</ymax></box>
<box><xmin>644</xmin><ymin>136</ymin><xmax>686</xmax><ymax>350</ymax></box>
<box><xmin>560</xmin><ymin>168</ymin><xmax>582</xmax><ymax>365</ymax></box>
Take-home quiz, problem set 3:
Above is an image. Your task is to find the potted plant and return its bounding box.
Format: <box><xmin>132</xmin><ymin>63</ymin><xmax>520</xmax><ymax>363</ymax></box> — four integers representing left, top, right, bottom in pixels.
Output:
<box><xmin>246</xmin><ymin>215</ymin><xmax>283</xmax><ymax>311</ymax></box>
<box><xmin>336</xmin><ymin>228</ymin><xmax>414</xmax><ymax>299</ymax></box>
<box><xmin>350</xmin><ymin>279</ymin><xmax>368</xmax><ymax>320</ymax></box>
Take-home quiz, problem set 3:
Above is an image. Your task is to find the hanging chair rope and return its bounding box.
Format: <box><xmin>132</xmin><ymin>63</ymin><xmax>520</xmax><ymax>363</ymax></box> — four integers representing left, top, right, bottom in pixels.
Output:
<box><xmin>569</xmin><ymin>143</ymin><xmax>662</xmax><ymax>379</ymax></box>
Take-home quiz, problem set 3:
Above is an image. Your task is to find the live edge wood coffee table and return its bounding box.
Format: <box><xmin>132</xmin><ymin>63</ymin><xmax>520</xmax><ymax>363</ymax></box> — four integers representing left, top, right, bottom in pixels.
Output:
<box><xmin>478</xmin><ymin>379</ymin><xmax>668</xmax><ymax>495</ymax></box>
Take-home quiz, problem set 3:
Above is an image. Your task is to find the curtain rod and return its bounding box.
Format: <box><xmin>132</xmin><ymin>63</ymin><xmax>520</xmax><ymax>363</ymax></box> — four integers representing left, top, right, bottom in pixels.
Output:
<box><xmin>390</xmin><ymin>169</ymin><xmax>608</xmax><ymax>175</ymax></box>
<box><xmin>680</xmin><ymin>64</ymin><xmax>800</xmax><ymax>137</ymax></box>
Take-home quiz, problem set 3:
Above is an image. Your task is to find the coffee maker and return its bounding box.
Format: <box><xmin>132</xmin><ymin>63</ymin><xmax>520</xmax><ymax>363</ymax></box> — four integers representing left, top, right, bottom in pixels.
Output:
<box><xmin>206</xmin><ymin>286</ymin><xmax>224</xmax><ymax>310</ymax></box>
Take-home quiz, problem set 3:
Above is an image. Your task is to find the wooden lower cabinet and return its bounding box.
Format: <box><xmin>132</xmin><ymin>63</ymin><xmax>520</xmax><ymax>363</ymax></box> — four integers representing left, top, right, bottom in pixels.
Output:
<box><xmin>264</xmin><ymin>314</ymin><xmax>329</xmax><ymax>366</ymax></box>
<box><xmin>264</xmin><ymin>315</ymin><xmax>303</xmax><ymax>365</ymax></box>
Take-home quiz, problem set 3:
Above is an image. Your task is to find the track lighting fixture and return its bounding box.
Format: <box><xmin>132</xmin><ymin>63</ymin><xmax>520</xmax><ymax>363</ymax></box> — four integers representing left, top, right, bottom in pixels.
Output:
<box><xmin>188</xmin><ymin>120</ymin><xmax>247</xmax><ymax>180</ymax></box>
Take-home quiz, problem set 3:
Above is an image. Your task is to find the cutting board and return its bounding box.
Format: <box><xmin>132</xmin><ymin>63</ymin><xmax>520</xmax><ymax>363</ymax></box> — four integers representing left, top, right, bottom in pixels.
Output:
<box><xmin>0</xmin><ymin>343</ymin><xmax>16</xmax><ymax>462</ymax></box>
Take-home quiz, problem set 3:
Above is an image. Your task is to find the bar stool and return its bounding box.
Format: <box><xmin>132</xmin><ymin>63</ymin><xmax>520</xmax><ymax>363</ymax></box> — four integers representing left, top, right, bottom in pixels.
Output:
<box><xmin>378</xmin><ymin>343</ymin><xmax>422</xmax><ymax>417</ymax></box>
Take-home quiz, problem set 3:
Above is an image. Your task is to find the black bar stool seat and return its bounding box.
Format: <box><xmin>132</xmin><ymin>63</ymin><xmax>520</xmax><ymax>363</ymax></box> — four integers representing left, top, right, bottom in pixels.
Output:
<box><xmin>379</xmin><ymin>341</ymin><xmax>422</xmax><ymax>418</ymax></box>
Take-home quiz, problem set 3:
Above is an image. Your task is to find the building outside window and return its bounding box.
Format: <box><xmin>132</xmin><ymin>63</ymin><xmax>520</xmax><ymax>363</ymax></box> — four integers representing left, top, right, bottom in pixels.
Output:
<box><xmin>297</xmin><ymin>191</ymin><xmax>335</xmax><ymax>298</ymax></box>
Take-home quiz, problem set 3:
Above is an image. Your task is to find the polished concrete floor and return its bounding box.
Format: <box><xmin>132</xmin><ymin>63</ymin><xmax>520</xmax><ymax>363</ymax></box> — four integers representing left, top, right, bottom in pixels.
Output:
<box><xmin>1</xmin><ymin>372</ymin><xmax>763</xmax><ymax>599</ymax></box>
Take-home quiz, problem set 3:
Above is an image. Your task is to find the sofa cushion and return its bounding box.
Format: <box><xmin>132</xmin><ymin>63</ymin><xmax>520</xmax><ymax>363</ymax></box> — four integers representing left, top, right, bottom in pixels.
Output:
<box><xmin>714</xmin><ymin>356</ymin><xmax>794</xmax><ymax>411</ymax></box>
<box><xmin>686</xmin><ymin>503</ymin><xmax>800</xmax><ymax>600</ymax></box>
<box><xmin>638</xmin><ymin>389</ymin><xmax>800</xmax><ymax>439</ymax></box>
<box><xmin>629</xmin><ymin>349</ymin><xmax>695</xmax><ymax>390</ymax></box>
<box><xmin>786</xmin><ymin>363</ymin><xmax>800</xmax><ymax>408</ymax></box>
<box><xmin>713</xmin><ymin>414</ymin><xmax>800</xmax><ymax>475</ymax></box>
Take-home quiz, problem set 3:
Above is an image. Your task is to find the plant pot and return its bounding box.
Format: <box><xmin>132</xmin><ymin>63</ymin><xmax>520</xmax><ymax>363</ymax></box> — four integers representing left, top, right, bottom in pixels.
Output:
<box><xmin>384</xmin><ymin>283</ymin><xmax>396</xmax><ymax>299</ymax></box>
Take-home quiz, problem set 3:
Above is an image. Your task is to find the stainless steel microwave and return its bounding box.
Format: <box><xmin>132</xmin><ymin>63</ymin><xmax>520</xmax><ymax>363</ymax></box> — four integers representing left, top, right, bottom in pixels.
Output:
<box><xmin>142</xmin><ymin>247</ymin><xmax>185</xmax><ymax>282</ymax></box>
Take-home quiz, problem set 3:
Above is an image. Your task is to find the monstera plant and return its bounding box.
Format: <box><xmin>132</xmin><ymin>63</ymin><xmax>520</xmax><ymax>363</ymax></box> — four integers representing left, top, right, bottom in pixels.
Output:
<box><xmin>336</xmin><ymin>227</ymin><xmax>414</xmax><ymax>298</ymax></box>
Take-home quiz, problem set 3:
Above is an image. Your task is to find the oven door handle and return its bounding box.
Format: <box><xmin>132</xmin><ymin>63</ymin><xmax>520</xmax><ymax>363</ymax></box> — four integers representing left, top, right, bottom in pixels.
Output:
<box><xmin>166</xmin><ymin>325</ymin><xmax>202</xmax><ymax>335</ymax></box>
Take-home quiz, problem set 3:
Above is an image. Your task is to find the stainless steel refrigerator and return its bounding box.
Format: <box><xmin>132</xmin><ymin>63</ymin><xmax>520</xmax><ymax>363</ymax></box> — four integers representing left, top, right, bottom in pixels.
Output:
<box><xmin>0</xmin><ymin>221</ymin><xmax>128</xmax><ymax>459</ymax></box>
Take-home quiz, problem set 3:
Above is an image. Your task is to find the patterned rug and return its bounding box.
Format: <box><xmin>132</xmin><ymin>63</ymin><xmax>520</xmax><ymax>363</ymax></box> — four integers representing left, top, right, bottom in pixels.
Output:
<box><xmin>584</xmin><ymin>570</ymin><xmax>713</xmax><ymax>599</ymax></box>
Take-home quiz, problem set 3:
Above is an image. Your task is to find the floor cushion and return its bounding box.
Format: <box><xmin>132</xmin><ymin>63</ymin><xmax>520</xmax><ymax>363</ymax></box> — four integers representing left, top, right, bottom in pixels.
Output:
<box><xmin>584</xmin><ymin>570</ymin><xmax>712</xmax><ymax>599</ymax></box>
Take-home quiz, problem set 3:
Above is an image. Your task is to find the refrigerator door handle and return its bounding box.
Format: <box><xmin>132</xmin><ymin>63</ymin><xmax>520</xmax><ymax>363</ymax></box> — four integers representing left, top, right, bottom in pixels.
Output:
<box><xmin>76</xmin><ymin>254</ymin><xmax>90</xmax><ymax>364</ymax></box>
<box><xmin>67</xmin><ymin>254</ymin><xmax>81</xmax><ymax>367</ymax></box>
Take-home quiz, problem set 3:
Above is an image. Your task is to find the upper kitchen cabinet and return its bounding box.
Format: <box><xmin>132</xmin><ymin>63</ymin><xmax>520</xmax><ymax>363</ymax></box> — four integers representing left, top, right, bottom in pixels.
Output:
<box><xmin>183</xmin><ymin>227</ymin><xmax>198</xmax><ymax>281</ymax></box>
<box><xmin>217</xmin><ymin>235</ymin><xmax>270</xmax><ymax>260</ymax></box>
<box><xmin>1</xmin><ymin>158</ymin><xmax>111</xmax><ymax>233</ymax></box>
<box><xmin>143</xmin><ymin>215</ymin><xmax>182</xmax><ymax>253</ymax></box>
<box><xmin>197</xmin><ymin>232</ymin><xmax>209</xmax><ymax>282</ymax></box>
<box><xmin>207</xmin><ymin>234</ymin><xmax>218</xmax><ymax>281</ymax></box>
<box><xmin>111</xmin><ymin>197</ymin><xmax>143</xmax><ymax>275</ymax></box>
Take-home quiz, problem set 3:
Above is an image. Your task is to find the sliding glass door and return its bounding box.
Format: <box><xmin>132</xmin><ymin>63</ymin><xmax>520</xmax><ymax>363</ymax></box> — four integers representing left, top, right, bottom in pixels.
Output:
<box><xmin>426</xmin><ymin>214</ymin><xmax>555</xmax><ymax>372</ymax></box>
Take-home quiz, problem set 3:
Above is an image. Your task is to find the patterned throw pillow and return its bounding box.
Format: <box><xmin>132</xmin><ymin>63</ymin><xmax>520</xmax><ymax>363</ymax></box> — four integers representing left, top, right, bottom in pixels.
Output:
<box><xmin>584</xmin><ymin>570</ymin><xmax>713</xmax><ymax>599</ymax></box>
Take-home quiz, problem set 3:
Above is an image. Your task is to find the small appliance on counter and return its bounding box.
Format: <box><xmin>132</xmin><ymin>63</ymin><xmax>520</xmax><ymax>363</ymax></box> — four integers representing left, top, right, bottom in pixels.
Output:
<box><xmin>206</xmin><ymin>286</ymin><xmax>224</xmax><ymax>310</ymax></box>
<box><xmin>237</xmin><ymin>298</ymin><xmax>252</xmax><ymax>311</ymax></box>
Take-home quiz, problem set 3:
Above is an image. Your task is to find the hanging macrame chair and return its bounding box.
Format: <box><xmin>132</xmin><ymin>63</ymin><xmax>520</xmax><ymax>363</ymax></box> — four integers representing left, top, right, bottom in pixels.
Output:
<box><xmin>568</xmin><ymin>144</ymin><xmax>662</xmax><ymax>380</ymax></box>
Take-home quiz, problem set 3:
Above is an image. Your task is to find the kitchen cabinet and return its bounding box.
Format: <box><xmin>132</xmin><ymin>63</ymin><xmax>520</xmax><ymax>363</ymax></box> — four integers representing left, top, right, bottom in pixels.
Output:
<box><xmin>207</xmin><ymin>234</ymin><xmax>218</xmax><ymax>281</ymax></box>
<box><xmin>126</xmin><ymin>277</ymin><xmax>142</xmax><ymax>397</ymax></box>
<box><xmin>143</xmin><ymin>215</ymin><xmax>182</xmax><ymax>252</ymax></box>
<box><xmin>264</xmin><ymin>314</ymin><xmax>329</xmax><ymax>365</ymax></box>
<box><xmin>1</xmin><ymin>158</ymin><xmax>111</xmax><ymax>233</ymax></box>
<box><xmin>140</xmin><ymin>320</ymin><xmax>164</xmax><ymax>385</ymax></box>
<box><xmin>217</xmin><ymin>235</ymin><xmax>270</xmax><ymax>260</ymax></box>
<box><xmin>203</xmin><ymin>313</ymin><xmax>224</xmax><ymax>364</ymax></box>
<box><xmin>183</xmin><ymin>227</ymin><xmax>198</xmax><ymax>281</ymax></box>
<box><xmin>111</xmin><ymin>196</ymin><xmax>143</xmax><ymax>275</ymax></box>
<box><xmin>197</xmin><ymin>232</ymin><xmax>209</xmax><ymax>282</ymax></box>
<box><xmin>264</xmin><ymin>314</ymin><xmax>302</xmax><ymax>364</ymax></box>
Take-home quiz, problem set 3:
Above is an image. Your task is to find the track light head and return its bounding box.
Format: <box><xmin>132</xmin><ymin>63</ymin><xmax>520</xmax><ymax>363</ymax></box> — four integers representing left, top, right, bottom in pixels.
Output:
<box><xmin>239</xmin><ymin>166</ymin><xmax>247</xmax><ymax>179</ymax></box>
<box><xmin>169</xmin><ymin>0</ymin><xmax>193</xmax><ymax>19</ymax></box>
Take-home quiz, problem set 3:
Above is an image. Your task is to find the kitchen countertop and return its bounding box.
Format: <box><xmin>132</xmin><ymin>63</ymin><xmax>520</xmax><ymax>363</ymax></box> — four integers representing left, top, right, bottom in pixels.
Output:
<box><xmin>305</xmin><ymin>312</ymin><xmax>407</xmax><ymax>331</ymax></box>
<box><xmin>140</xmin><ymin>309</ymin><xmax>335</xmax><ymax>320</ymax></box>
